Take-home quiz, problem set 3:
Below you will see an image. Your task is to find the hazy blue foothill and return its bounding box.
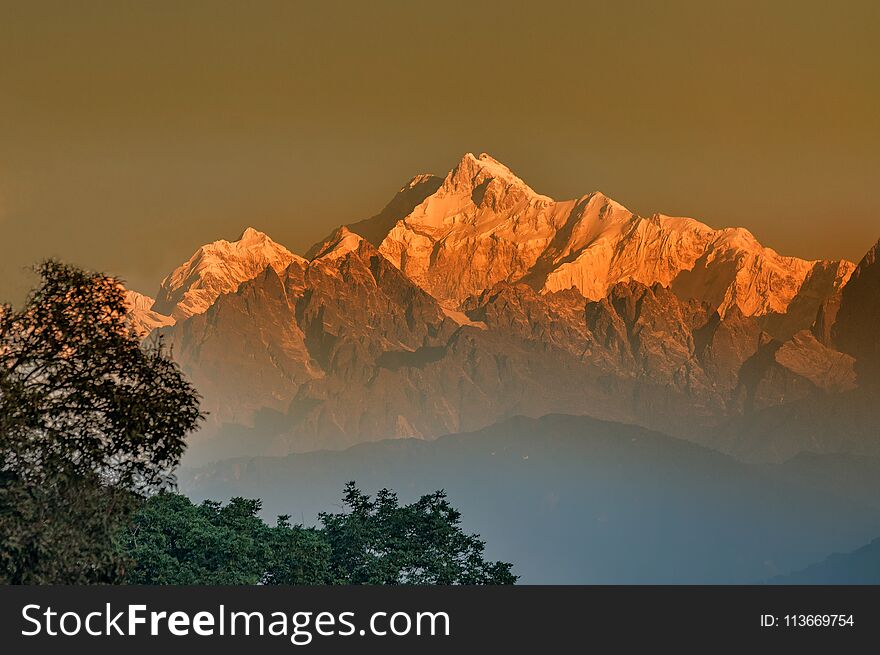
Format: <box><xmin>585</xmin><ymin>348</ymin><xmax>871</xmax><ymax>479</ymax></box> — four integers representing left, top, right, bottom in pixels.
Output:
<box><xmin>772</xmin><ymin>538</ymin><xmax>880</xmax><ymax>584</ymax></box>
<box><xmin>181</xmin><ymin>414</ymin><xmax>880</xmax><ymax>584</ymax></box>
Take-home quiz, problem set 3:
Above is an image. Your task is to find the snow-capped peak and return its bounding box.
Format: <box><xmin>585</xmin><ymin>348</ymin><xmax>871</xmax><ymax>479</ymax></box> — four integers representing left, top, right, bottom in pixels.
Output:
<box><xmin>441</xmin><ymin>151</ymin><xmax>546</xmax><ymax>200</ymax></box>
<box><xmin>385</xmin><ymin>152</ymin><xmax>552</xmax><ymax>238</ymax></box>
<box><xmin>152</xmin><ymin>227</ymin><xmax>305</xmax><ymax>320</ymax></box>
<box><xmin>237</xmin><ymin>226</ymin><xmax>273</xmax><ymax>243</ymax></box>
<box><xmin>309</xmin><ymin>226</ymin><xmax>367</xmax><ymax>261</ymax></box>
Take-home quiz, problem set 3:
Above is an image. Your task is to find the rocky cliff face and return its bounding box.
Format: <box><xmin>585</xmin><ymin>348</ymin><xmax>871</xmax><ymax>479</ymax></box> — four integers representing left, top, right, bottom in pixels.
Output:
<box><xmin>161</xmin><ymin>228</ymin><xmax>459</xmax><ymax>447</ymax></box>
<box><xmin>833</xmin><ymin>240</ymin><xmax>880</xmax><ymax>384</ymax></box>
<box><xmin>759</xmin><ymin>259</ymin><xmax>854</xmax><ymax>341</ymax></box>
<box><xmin>159</xmin><ymin>262</ymin><xmax>318</xmax><ymax>427</ymax></box>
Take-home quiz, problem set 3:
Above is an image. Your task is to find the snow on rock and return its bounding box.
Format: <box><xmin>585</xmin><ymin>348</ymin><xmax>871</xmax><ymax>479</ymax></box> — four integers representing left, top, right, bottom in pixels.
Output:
<box><xmin>441</xmin><ymin>306</ymin><xmax>487</xmax><ymax>329</ymax></box>
<box><xmin>308</xmin><ymin>226</ymin><xmax>367</xmax><ymax>262</ymax></box>
<box><xmin>124</xmin><ymin>289</ymin><xmax>156</xmax><ymax>312</ymax></box>
<box><xmin>152</xmin><ymin>227</ymin><xmax>305</xmax><ymax>321</ymax></box>
<box><xmin>379</xmin><ymin>152</ymin><xmax>561</xmax><ymax>302</ymax></box>
<box><xmin>123</xmin><ymin>289</ymin><xmax>175</xmax><ymax>337</ymax></box>
<box><xmin>378</xmin><ymin>152</ymin><xmax>853</xmax><ymax>317</ymax></box>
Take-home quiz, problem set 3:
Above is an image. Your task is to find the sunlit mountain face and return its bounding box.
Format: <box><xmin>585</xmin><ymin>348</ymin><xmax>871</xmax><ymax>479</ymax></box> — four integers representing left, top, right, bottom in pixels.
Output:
<box><xmin>124</xmin><ymin>153</ymin><xmax>875</xmax><ymax>465</ymax></box>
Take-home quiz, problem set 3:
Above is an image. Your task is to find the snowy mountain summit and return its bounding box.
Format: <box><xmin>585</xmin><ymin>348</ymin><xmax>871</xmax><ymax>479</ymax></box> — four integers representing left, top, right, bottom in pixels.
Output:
<box><xmin>376</xmin><ymin>152</ymin><xmax>853</xmax><ymax>316</ymax></box>
<box><xmin>151</xmin><ymin>227</ymin><xmax>305</xmax><ymax>321</ymax></box>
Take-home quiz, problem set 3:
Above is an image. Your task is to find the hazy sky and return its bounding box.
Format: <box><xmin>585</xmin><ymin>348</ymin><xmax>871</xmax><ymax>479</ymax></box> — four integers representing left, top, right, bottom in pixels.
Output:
<box><xmin>1</xmin><ymin>0</ymin><xmax>878</xmax><ymax>302</ymax></box>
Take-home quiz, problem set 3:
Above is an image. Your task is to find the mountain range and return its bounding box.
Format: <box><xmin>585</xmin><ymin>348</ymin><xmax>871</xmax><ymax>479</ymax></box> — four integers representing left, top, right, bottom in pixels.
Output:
<box><xmin>126</xmin><ymin>153</ymin><xmax>879</xmax><ymax>465</ymax></box>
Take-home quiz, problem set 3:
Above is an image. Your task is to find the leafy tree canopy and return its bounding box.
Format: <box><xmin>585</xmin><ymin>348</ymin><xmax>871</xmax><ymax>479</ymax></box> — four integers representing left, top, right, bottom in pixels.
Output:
<box><xmin>320</xmin><ymin>482</ymin><xmax>516</xmax><ymax>584</ymax></box>
<box><xmin>123</xmin><ymin>484</ymin><xmax>516</xmax><ymax>585</ymax></box>
<box><xmin>123</xmin><ymin>493</ymin><xmax>333</xmax><ymax>585</ymax></box>
<box><xmin>0</xmin><ymin>261</ymin><xmax>203</xmax><ymax>583</ymax></box>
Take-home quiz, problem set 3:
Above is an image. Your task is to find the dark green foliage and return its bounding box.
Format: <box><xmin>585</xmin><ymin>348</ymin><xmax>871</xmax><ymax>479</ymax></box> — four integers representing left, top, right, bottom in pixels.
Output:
<box><xmin>263</xmin><ymin>514</ymin><xmax>335</xmax><ymax>585</ymax></box>
<box><xmin>122</xmin><ymin>484</ymin><xmax>516</xmax><ymax>585</ymax></box>
<box><xmin>0</xmin><ymin>261</ymin><xmax>203</xmax><ymax>583</ymax></box>
<box><xmin>0</xmin><ymin>469</ymin><xmax>136</xmax><ymax>584</ymax></box>
<box><xmin>122</xmin><ymin>493</ymin><xmax>333</xmax><ymax>584</ymax></box>
<box><xmin>320</xmin><ymin>482</ymin><xmax>516</xmax><ymax>584</ymax></box>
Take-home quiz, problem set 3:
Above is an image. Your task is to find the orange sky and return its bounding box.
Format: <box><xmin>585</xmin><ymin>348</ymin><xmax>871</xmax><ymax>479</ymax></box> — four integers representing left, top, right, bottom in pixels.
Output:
<box><xmin>1</xmin><ymin>0</ymin><xmax>878</xmax><ymax>302</ymax></box>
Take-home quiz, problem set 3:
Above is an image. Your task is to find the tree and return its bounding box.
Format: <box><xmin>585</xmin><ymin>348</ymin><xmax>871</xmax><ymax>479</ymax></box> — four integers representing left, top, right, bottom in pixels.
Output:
<box><xmin>319</xmin><ymin>482</ymin><xmax>516</xmax><ymax>584</ymax></box>
<box><xmin>0</xmin><ymin>261</ymin><xmax>203</xmax><ymax>583</ymax></box>
<box><xmin>263</xmin><ymin>514</ymin><xmax>335</xmax><ymax>585</ymax></box>
<box><xmin>122</xmin><ymin>493</ymin><xmax>333</xmax><ymax>585</ymax></box>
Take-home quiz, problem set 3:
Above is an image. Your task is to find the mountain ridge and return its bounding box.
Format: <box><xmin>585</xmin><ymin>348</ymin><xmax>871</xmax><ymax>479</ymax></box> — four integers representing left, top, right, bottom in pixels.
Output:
<box><xmin>374</xmin><ymin>153</ymin><xmax>853</xmax><ymax>316</ymax></box>
<box><xmin>121</xmin><ymin>153</ymin><xmax>876</xmax><ymax>463</ymax></box>
<box><xmin>131</xmin><ymin>152</ymin><xmax>854</xmax><ymax>330</ymax></box>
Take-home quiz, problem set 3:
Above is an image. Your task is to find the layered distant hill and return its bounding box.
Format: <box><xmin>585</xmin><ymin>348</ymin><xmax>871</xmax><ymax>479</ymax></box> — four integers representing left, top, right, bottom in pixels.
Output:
<box><xmin>126</xmin><ymin>153</ymin><xmax>877</xmax><ymax>464</ymax></box>
<box><xmin>771</xmin><ymin>537</ymin><xmax>880</xmax><ymax>584</ymax></box>
<box><xmin>180</xmin><ymin>414</ymin><xmax>880</xmax><ymax>584</ymax></box>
